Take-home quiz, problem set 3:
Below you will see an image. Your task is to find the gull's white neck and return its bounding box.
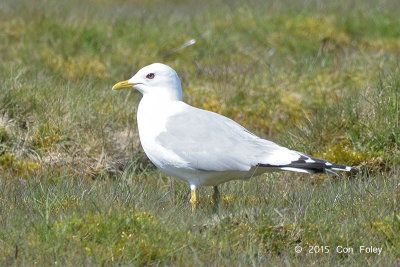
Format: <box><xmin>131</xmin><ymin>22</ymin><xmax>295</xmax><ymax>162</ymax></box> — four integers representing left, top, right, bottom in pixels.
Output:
<box><xmin>138</xmin><ymin>85</ymin><xmax>182</xmax><ymax>102</ymax></box>
<box><xmin>136</xmin><ymin>83</ymin><xmax>184</xmax><ymax>126</ymax></box>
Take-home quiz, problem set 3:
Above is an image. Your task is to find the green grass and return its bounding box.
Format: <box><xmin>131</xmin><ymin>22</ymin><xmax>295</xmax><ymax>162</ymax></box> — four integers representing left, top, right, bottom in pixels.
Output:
<box><xmin>0</xmin><ymin>0</ymin><xmax>399</xmax><ymax>265</ymax></box>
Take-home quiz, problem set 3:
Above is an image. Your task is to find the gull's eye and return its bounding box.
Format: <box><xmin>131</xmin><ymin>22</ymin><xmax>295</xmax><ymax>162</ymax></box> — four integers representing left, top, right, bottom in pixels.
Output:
<box><xmin>146</xmin><ymin>73</ymin><xmax>155</xmax><ymax>79</ymax></box>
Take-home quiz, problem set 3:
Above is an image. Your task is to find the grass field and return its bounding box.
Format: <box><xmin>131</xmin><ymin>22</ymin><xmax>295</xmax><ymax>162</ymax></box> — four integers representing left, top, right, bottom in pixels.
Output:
<box><xmin>1</xmin><ymin>0</ymin><xmax>399</xmax><ymax>265</ymax></box>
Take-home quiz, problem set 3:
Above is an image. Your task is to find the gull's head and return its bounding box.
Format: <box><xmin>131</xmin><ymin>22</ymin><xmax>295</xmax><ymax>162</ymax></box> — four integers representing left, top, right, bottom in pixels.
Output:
<box><xmin>112</xmin><ymin>63</ymin><xmax>182</xmax><ymax>101</ymax></box>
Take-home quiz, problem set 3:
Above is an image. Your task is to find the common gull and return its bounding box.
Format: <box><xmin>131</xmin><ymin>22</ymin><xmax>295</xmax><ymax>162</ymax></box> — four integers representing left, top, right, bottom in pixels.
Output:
<box><xmin>112</xmin><ymin>63</ymin><xmax>358</xmax><ymax>210</ymax></box>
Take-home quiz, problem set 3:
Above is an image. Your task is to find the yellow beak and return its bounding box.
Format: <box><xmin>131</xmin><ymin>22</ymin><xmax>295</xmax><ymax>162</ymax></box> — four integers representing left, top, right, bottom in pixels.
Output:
<box><xmin>112</xmin><ymin>80</ymin><xmax>135</xmax><ymax>90</ymax></box>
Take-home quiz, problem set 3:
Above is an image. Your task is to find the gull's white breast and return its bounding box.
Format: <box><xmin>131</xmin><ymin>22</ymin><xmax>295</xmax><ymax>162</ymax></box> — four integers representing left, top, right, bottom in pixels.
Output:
<box><xmin>137</xmin><ymin>96</ymin><xmax>189</xmax><ymax>173</ymax></box>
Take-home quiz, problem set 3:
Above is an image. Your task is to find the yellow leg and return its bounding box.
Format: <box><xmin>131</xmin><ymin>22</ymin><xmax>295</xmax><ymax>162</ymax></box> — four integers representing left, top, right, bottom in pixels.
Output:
<box><xmin>190</xmin><ymin>185</ymin><xmax>198</xmax><ymax>211</ymax></box>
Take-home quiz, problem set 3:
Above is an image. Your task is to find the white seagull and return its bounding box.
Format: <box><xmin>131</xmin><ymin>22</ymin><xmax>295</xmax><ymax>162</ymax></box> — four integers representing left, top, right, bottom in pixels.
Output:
<box><xmin>112</xmin><ymin>63</ymin><xmax>358</xmax><ymax>210</ymax></box>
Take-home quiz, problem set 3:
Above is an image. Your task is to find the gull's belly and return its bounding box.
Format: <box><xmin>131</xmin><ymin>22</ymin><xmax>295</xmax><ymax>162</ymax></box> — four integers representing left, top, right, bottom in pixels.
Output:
<box><xmin>158</xmin><ymin>165</ymin><xmax>269</xmax><ymax>186</ymax></box>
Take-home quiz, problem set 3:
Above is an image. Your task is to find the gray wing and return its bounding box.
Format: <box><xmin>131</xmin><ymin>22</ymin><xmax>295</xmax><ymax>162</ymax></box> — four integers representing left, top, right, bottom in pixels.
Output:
<box><xmin>155</xmin><ymin>106</ymin><xmax>301</xmax><ymax>172</ymax></box>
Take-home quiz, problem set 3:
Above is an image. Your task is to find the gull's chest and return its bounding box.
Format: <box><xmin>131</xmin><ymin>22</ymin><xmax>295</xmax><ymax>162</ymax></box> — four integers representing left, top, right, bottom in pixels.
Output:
<box><xmin>136</xmin><ymin>98</ymin><xmax>186</xmax><ymax>167</ymax></box>
<box><xmin>137</xmin><ymin>101</ymin><xmax>169</xmax><ymax>142</ymax></box>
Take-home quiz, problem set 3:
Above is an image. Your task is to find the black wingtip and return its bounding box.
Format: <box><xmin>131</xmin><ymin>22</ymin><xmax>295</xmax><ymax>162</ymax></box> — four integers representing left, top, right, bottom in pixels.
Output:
<box><xmin>258</xmin><ymin>154</ymin><xmax>360</xmax><ymax>175</ymax></box>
